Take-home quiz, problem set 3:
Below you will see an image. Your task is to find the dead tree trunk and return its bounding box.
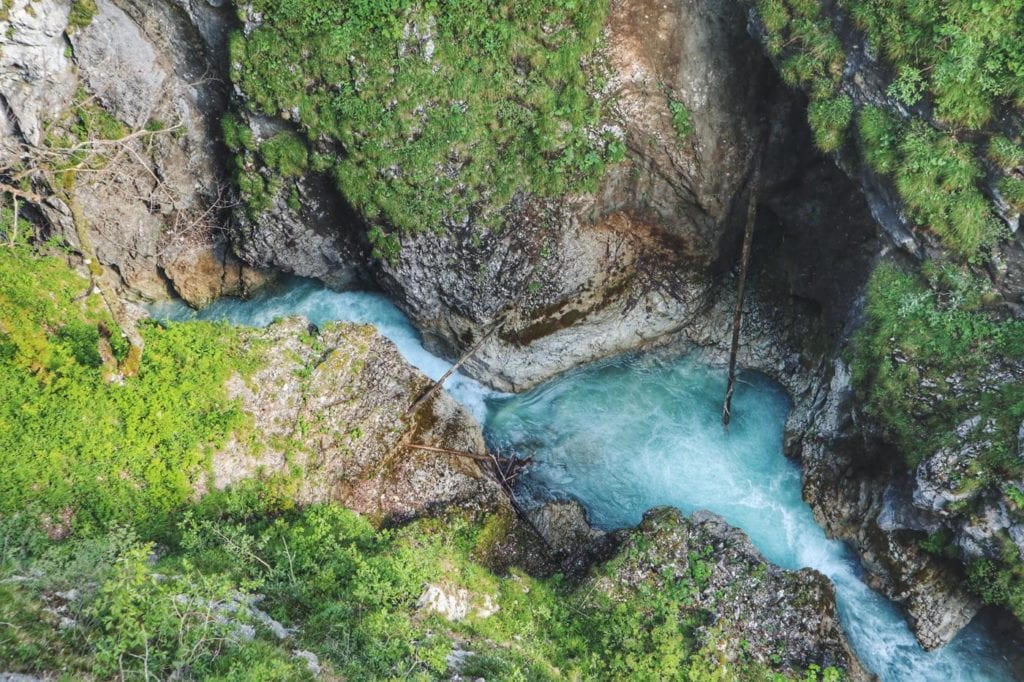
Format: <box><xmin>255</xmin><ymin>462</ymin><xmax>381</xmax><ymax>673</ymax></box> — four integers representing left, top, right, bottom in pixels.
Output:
<box><xmin>403</xmin><ymin>315</ymin><xmax>507</xmax><ymax>420</ymax></box>
<box><xmin>722</xmin><ymin>155</ymin><xmax>762</xmax><ymax>427</ymax></box>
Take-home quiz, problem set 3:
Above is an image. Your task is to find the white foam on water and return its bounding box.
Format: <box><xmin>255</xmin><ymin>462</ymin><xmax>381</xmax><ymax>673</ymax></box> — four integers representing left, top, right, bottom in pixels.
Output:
<box><xmin>151</xmin><ymin>278</ymin><xmax>1020</xmax><ymax>681</ymax></box>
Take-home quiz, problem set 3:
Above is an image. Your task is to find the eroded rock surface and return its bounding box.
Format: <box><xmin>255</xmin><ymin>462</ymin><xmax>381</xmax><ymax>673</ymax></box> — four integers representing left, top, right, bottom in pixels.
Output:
<box><xmin>1</xmin><ymin>0</ymin><xmax>269</xmax><ymax>306</ymax></box>
<box><xmin>209</xmin><ymin>317</ymin><xmax>504</xmax><ymax>521</ymax></box>
<box><xmin>592</xmin><ymin>507</ymin><xmax>869</xmax><ymax>680</ymax></box>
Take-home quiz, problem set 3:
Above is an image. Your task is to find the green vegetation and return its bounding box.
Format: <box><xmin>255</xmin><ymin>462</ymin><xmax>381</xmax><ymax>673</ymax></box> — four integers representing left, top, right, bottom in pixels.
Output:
<box><xmin>0</xmin><ymin>493</ymin><xmax>842</xmax><ymax>681</ymax></box>
<box><xmin>751</xmin><ymin>0</ymin><xmax>1023</xmax><ymax>259</ymax></box>
<box><xmin>0</xmin><ymin>242</ymin><xmax>846</xmax><ymax>679</ymax></box>
<box><xmin>66</xmin><ymin>0</ymin><xmax>98</xmax><ymax>33</ymax></box>
<box><xmin>853</xmin><ymin>264</ymin><xmax>1024</xmax><ymax>620</ymax></box>
<box><xmin>857</xmin><ymin>108</ymin><xmax>1000</xmax><ymax>255</ymax></box>
<box><xmin>668</xmin><ymin>97</ymin><xmax>695</xmax><ymax>142</ymax></box>
<box><xmin>0</xmin><ymin>244</ymin><xmax>261</xmax><ymax>537</ymax></box>
<box><xmin>807</xmin><ymin>94</ymin><xmax>853</xmax><ymax>152</ymax></box>
<box><xmin>989</xmin><ymin>136</ymin><xmax>1024</xmax><ymax>169</ymax></box>
<box><xmin>851</xmin><ymin>264</ymin><xmax>1024</xmax><ymax>472</ymax></box>
<box><xmin>844</xmin><ymin>0</ymin><xmax>1024</xmax><ymax>129</ymax></box>
<box><xmin>227</xmin><ymin>0</ymin><xmax>617</xmax><ymax>254</ymax></box>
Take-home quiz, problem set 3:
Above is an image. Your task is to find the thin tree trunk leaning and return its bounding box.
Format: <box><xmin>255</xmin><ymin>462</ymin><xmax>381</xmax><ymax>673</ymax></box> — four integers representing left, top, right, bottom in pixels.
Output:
<box><xmin>49</xmin><ymin>181</ymin><xmax>145</xmax><ymax>377</ymax></box>
<box><xmin>403</xmin><ymin>314</ymin><xmax>507</xmax><ymax>420</ymax></box>
<box><xmin>722</xmin><ymin>154</ymin><xmax>762</xmax><ymax>427</ymax></box>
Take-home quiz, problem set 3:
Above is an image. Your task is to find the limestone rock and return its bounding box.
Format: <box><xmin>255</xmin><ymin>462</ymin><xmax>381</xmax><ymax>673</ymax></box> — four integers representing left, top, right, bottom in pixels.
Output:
<box><xmin>416</xmin><ymin>583</ymin><xmax>499</xmax><ymax>622</ymax></box>
<box><xmin>0</xmin><ymin>0</ymin><xmax>76</xmax><ymax>145</ymax></box>
<box><xmin>231</xmin><ymin>172</ymin><xmax>363</xmax><ymax>290</ymax></box>
<box><xmin>3</xmin><ymin>0</ymin><xmax>252</xmax><ymax>307</ymax></box>
<box><xmin>70</xmin><ymin>0</ymin><xmax>168</xmax><ymax>128</ymax></box>
<box><xmin>591</xmin><ymin>507</ymin><xmax>869</xmax><ymax>680</ymax></box>
<box><xmin>208</xmin><ymin>317</ymin><xmax>505</xmax><ymax>521</ymax></box>
<box><xmin>527</xmin><ymin>499</ymin><xmax>605</xmax><ymax>555</ymax></box>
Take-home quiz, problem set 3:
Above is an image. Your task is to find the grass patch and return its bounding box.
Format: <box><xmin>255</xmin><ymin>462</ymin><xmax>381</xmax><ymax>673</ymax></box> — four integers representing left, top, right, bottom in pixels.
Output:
<box><xmin>851</xmin><ymin>263</ymin><xmax>1024</xmax><ymax>472</ymax></box>
<box><xmin>66</xmin><ymin>0</ymin><xmax>97</xmax><ymax>33</ymax></box>
<box><xmin>750</xmin><ymin>0</ymin><xmax>1022</xmax><ymax>259</ymax></box>
<box><xmin>857</xmin><ymin>107</ymin><xmax>1001</xmax><ymax>256</ymax></box>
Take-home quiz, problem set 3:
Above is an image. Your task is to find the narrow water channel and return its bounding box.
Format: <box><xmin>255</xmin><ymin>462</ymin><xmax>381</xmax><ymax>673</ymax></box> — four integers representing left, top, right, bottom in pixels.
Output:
<box><xmin>152</xmin><ymin>278</ymin><xmax>1019</xmax><ymax>681</ymax></box>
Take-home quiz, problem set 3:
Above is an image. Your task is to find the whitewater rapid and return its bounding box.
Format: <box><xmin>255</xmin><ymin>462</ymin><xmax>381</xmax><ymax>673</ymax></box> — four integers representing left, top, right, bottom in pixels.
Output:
<box><xmin>153</xmin><ymin>278</ymin><xmax>1020</xmax><ymax>681</ymax></box>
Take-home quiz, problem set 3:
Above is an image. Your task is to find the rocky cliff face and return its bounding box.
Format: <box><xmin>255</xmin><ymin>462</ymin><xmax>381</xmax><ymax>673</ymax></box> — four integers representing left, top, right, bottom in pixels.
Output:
<box><xmin>740</xmin><ymin>0</ymin><xmax>1024</xmax><ymax>649</ymax></box>
<box><xmin>591</xmin><ymin>507</ymin><xmax>869</xmax><ymax>680</ymax></box>
<box><xmin>0</xmin><ymin>0</ymin><xmax>270</xmax><ymax>306</ymax></box>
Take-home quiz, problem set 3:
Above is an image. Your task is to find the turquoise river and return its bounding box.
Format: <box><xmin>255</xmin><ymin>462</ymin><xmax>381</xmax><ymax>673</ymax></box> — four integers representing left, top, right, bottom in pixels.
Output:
<box><xmin>153</xmin><ymin>278</ymin><xmax>1022</xmax><ymax>681</ymax></box>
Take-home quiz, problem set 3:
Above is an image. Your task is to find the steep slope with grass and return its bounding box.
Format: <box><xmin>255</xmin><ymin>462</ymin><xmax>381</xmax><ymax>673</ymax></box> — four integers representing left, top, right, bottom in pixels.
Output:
<box><xmin>742</xmin><ymin>0</ymin><xmax>1024</xmax><ymax>645</ymax></box>
<box><xmin>0</xmin><ymin>244</ymin><xmax>860</xmax><ymax>680</ymax></box>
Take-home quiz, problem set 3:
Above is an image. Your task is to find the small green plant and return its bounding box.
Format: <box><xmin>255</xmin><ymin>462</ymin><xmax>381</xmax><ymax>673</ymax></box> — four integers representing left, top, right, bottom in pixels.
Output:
<box><xmin>989</xmin><ymin>136</ymin><xmax>1024</xmax><ymax>169</ymax></box>
<box><xmin>919</xmin><ymin>529</ymin><xmax>958</xmax><ymax>559</ymax></box>
<box><xmin>886</xmin><ymin>65</ymin><xmax>925</xmax><ymax>106</ymax></box>
<box><xmin>66</xmin><ymin>0</ymin><xmax>97</xmax><ymax>33</ymax></box>
<box><xmin>258</xmin><ymin>132</ymin><xmax>309</xmax><ymax>178</ymax></box>
<box><xmin>668</xmin><ymin>97</ymin><xmax>695</xmax><ymax>141</ymax></box>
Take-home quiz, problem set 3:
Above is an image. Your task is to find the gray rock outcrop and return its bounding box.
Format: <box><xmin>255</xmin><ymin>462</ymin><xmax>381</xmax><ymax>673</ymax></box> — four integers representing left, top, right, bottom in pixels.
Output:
<box><xmin>591</xmin><ymin>507</ymin><xmax>869</xmax><ymax>680</ymax></box>
<box><xmin>1</xmin><ymin>0</ymin><xmax>270</xmax><ymax>306</ymax></box>
<box><xmin>207</xmin><ymin>317</ymin><xmax>505</xmax><ymax>521</ymax></box>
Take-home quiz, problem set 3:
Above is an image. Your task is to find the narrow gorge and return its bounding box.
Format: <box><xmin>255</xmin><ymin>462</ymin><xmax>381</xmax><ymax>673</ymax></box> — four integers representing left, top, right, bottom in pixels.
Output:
<box><xmin>1</xmin><ymin>0</ymin><xmax>1023</xmax><ymax>680</ymax></box>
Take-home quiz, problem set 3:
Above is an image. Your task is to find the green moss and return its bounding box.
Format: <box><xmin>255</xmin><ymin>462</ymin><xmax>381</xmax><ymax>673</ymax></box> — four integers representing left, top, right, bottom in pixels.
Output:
<box><xmin>227</xmin><ymin>0</ymin><xmax>613</xmax><ymax>243</ymax></box>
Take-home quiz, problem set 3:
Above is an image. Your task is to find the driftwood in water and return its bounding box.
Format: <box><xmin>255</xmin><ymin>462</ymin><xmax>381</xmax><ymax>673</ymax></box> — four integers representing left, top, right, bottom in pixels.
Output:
<box><xmin>403</xmin><ymin>315</ymin><xmax>507</xmax><ymax>420</ymax></box>
<box><xmin>722</xmin><ymin>156</ymin><xmax>762</xmax><ymax>427</ymax></box>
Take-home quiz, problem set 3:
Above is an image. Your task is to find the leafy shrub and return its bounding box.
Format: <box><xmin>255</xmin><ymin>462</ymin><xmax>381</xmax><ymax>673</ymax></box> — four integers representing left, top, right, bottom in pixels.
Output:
<box><xmin>668</xmin><ymin>97</ymin><xmax>695</xmax><ymax>141</ymax></box>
